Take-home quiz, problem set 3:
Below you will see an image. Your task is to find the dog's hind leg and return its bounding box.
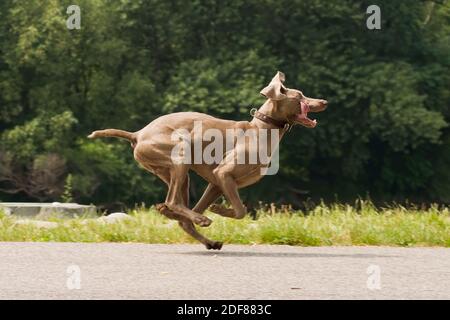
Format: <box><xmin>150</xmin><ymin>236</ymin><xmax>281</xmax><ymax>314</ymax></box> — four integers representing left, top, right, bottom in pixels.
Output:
<box><xmin>182</xmin><ymin>174</ymin><xmax>190</xmax><ymax>208</ymax></box>
<box><xmin>178</xmin><ymin>176</ymin><xmax>223</xmax><ymax>250</ymax></box>
<box><xmin>164</xmin><ymin>165</ymin><xmax>213</xmax><ymax>227</ymax></box>
<box><xmin>178</xmin><ymin>221</ymin><xmax>222</xmax><ymax>250</ymax></box>
<box><xmin>152</xmin><ymin>168</ymin><xmax>191</xmax><ymax>222</ymax></box>
<box><xmin>153</xmin><ymin>166</ymin><xmax>221</xmax><ymax>249</ymax></box>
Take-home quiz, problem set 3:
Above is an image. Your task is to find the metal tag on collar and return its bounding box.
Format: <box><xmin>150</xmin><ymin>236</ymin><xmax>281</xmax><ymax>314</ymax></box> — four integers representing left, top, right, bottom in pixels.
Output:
<box><xmin>284</xmin><ymin>122</ymin><xmax>293</xmax><ymax>132</ymax></box>
<box><xmin>250</xmin><ymin>108</ymin><xmax>257</xmax><ymax>117</ymax></box>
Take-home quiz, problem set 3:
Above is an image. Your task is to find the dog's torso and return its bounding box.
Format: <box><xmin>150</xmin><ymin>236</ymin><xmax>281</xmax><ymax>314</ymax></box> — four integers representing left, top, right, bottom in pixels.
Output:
<box><xmin>133</xmin><ymin>112</ymin><xmax>281</xmax><ymax>188</ymax></box>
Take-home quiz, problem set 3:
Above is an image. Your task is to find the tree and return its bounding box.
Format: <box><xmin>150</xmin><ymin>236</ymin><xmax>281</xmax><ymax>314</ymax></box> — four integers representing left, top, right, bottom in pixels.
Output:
<box><xmin>0</xmin><ymin>0</ymin><xmax>449</xmax><ymax>207</ymax></box>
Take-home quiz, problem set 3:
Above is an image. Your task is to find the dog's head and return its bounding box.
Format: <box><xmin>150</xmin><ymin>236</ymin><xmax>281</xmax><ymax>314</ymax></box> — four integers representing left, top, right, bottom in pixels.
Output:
<box><xmin>260</xmin><ymin>71</ymin><xmax>328</xmax><ymax>128</ymax></box>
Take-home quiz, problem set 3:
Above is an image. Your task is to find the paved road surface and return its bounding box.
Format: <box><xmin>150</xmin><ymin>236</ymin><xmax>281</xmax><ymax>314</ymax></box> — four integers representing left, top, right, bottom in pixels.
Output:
<box><xmin>0</xmin><ymin>243</ymin><xmax>449</xmax><ymax>299</ymax></box>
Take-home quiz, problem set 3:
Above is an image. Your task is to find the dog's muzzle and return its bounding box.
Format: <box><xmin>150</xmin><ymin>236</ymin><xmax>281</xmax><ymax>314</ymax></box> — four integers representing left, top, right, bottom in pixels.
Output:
<box><xmin>296</xmin><ymin>101</ymin><xmax>317</xmax><ymax>128</ymax></box>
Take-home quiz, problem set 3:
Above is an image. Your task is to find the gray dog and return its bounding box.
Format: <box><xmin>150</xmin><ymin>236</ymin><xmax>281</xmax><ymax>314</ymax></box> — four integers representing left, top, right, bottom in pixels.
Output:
<box><xmin>89</xmin><ymin>72</ymin><xmax>328</xmax><ymax>250</ymax></box>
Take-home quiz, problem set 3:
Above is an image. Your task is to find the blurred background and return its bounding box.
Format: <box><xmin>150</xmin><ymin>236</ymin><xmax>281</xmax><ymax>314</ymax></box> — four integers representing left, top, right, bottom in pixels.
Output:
<box><xmin>0</xmin><ymin>0</ymin><xmax>449</xmax><ymax>211</ymax></box>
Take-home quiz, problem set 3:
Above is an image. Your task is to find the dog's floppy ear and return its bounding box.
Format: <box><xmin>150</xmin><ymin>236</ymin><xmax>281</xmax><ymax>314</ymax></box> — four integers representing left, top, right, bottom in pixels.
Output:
<box><xmin>260</xmin><ymin>71</ymin><xmax>287</xmax><ymax>101</ymax></box>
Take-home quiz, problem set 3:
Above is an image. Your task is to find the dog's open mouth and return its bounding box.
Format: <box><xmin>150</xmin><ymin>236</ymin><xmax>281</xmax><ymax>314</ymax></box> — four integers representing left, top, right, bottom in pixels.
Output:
<box><xmin>296</xmin><ymin>101</ymin><xmax>317</xmax><ymax>128</ymax></box>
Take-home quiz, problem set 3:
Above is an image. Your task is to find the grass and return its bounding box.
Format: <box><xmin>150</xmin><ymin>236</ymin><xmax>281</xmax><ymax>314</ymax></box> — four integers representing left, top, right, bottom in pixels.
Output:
<box><xmin>0</xmin><ymin>202</ymin><xmax>449</xmax><ymax>246</ymax></box>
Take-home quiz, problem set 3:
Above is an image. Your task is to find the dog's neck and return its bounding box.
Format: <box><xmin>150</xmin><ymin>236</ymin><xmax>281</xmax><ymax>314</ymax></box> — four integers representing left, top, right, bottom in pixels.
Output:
<box><xmin>250</xmin><ymin>100</ymin><xmax>288</xmax><ymax>136</ymax></box>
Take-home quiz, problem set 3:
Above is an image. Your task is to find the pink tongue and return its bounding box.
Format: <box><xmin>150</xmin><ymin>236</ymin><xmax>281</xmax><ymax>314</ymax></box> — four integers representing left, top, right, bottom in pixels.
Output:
<box><xmin>297</xmin><ymin>102</ymin><xmax>317</xmax><ymax>128</ymax></box>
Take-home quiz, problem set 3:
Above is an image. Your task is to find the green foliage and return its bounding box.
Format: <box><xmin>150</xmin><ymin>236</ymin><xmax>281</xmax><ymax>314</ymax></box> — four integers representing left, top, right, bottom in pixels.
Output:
<box><xmin>0</xmin><ymin>0</ymin><xmax>449</xmax><ymax>206</ymax></box>
<box><xmin>61</xmin><ymin>174</ymin><xmax>74</xmax><ymax>203</ymax></box>
<box><xmin>163</xmin><ymin>51</ymin><xmax>276</xmax><ymax>116</ymax></box>
<box><xmin>1</xmin><ymin>111</ymin><xmax>77</xmax><ymax>161</ymax></box>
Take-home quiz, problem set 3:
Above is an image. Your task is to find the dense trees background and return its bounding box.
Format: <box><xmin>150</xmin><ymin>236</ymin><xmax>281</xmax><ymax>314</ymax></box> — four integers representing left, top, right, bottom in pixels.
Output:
<box><xmin>0</xmin><ymin>0</ymin><xmax>449</xmax><ymax>210</ymax></box>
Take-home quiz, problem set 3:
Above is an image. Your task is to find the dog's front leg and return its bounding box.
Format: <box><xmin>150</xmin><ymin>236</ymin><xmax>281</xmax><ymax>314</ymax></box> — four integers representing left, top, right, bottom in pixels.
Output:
<box><xmin>192</xmin><ymin>183</ymin><xmax>222</xmax><ymax>214</ymax></box>
<box><xmin>212</xmin><ymin>165</ymin><xmax>247</xmax><ymax>219</ymax></box>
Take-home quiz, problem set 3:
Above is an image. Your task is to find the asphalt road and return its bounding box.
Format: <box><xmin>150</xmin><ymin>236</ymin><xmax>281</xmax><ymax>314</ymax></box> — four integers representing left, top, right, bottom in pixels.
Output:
<box><xmin>0</xmin><ymin>243</ymin><xmax>449</xmax><ymax>299</ymax></box>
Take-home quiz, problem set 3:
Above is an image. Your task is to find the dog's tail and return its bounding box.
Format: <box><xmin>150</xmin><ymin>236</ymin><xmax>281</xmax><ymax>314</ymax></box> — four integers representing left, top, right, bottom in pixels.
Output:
<box><xmin>88</xmin><ymin>129</ymin><xmax>137</xmax><ymax>147</ymax></box>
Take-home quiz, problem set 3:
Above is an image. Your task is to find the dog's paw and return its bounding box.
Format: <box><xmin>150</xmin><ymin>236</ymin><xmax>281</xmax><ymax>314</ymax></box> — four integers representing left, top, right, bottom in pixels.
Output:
<box><xmin>155</xmin><ymin>203</ymin><xmax>180</xmax><ymax>220</ymax></box>
<box><xmin>193</xmin><ymin>215</ymin><xmax>212</xmax><ymax>227</ymax></box>
<box><xmin>206</xmin><ymin>241</ymin><xmax>223</xmax><ymax>250</ymax></box>
<box><xmin>155</xmin><ymin>203</ymin><xmax>168</xmax><ymax>212</ymax></box>
<box><xmin>209</xmin><ymin>204</ymin><xmax>235</xmax><ymax>218</ymax></box>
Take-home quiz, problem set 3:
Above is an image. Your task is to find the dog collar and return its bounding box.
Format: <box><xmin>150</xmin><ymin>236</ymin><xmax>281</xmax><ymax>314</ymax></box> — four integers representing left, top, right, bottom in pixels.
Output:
<box><xmin>250</xmin><ymin>108</ymin><xmax>291</xmax><ymax>131</ymax></box>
